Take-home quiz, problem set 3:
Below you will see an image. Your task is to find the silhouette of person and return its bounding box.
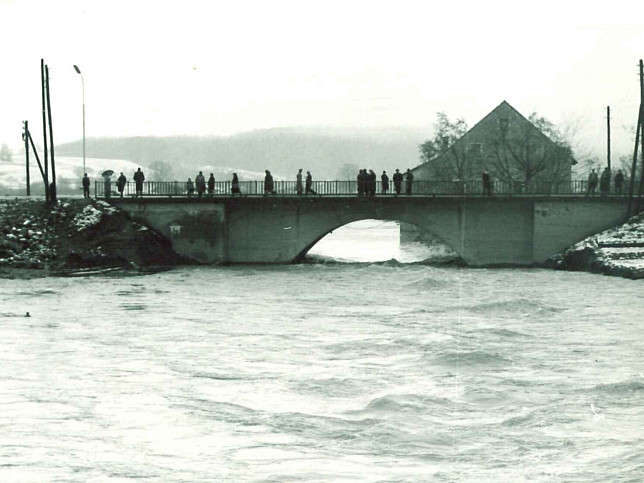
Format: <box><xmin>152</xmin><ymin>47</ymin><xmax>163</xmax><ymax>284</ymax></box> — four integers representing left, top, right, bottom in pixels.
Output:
<box><xmin>296</xmin><ymin>169</ymin><xmax>303</xmax><ymax>195</ymax></box>
<box><xmin>599</xmin><ymin>167</ymin><xmax>611</xmax><ymax>197</ymax></box>
<box><xmin>614</xmin><ymin>169</ymin><xmax>624</xmax><ymax>195</ymax></box>
<box><xmin>264</xmin><ymin>170</ymin><xmax>276</xmax><ymax>195</ymax></box>
<box><xmin>207</xmin><ymin>173</ymin><xmax>215</xmax><ymax>195</ymax></box>
<box><xmin>381</xmin><ymin>171</ymin><xmax>389</xmax><ymax>194</ymax></box>
<box><xmin>231</xmin><ymin>173</ymin><xmax>241</xmax><ymax>196</ymax></box>
<box><xmin>405</xmin><ymin>169</ymin><xmax>414</xmax><ymax>195</ymax></box>
<box><xmin>82</xmin><ymin>173</ymin><xmax>90</xmax><ymax>198</ymax></box>
<box><xmin>117</xmin><ymin>172</ymin><xmax>127</xmax><ymax>198</ymax></box>
<box><xmin>586</xmin><ymin>169</ymin><xmax>598</xmax><ymax>196</ymax></box>
<box><xmin>186</xmin><ymin>178</ymin><xmax>195</xmax><ymax>197</ymax></box>
<box><xmin>482</xmin><ymin>170</ymin><xmax>492</xmax><ymax>196</ymax></box>
<box><xmin>305</xmin><ymin>171</ymin><xmax>317</xmax><ymax>195</ymax></box>
<box><xmin>103</xmin><ymin>174</ymin><xmax>111</xmax><ymax>199</ymax></box>
<box><xmin>357</xmin><ymin>169</ymin><xmax>366</xmax><ymax>197</ymax></box>
<box><xmin>368</xmin><ymin>169</ymin><xmax>377</xmax><ymax>196</ymax></box>
<box><xmin>195</xmin><ymin>171</ymin><xmax>206</xmax><ymax>197</ymax></box>
<box><xmin>393</xmin><ymin>169</ymin><xmax>403</xmax><ymax>196</ymax></box>
<box><xmin>133</xmin><ymin>167</ymin><xmax>145</xmax><ymax>198</ymax></box>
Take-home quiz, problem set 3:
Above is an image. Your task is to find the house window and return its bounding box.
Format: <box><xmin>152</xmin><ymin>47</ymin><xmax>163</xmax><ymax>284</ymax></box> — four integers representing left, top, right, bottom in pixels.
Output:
<box><xmin>499</xmin><ymin>117</ymin><xmax>510</xmax><ymax>133</ymax></box>
<box><xmin>469</xmin><ymin>143</ymin><xmax>483</xmax><ymax>157</ymax></box>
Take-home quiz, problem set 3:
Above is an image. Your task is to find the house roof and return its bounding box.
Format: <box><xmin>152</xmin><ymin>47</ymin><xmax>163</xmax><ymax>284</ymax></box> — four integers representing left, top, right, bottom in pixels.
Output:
<box><xmin>414</xmin><ymin>100</ymin><xmax>576</xmax><ymax>171</ymax></box>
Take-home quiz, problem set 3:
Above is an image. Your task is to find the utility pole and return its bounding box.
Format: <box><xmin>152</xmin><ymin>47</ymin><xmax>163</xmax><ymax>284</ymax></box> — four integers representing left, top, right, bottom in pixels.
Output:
<box><xmin>23</xmin><ymin>121</ymin><xmax>30</xmax><ymax>196</ymax></box>
<box><xmin>45</xmin><ymin>65</ymin><xmax>57</xmax><ymax>203</ymax></box>
<box><xmin>627</xmin><ymin>60</ymin><xmax>644</xmax><ymax>215</ymax></box>
<box><xmin>639</xmin><ymin>89</ymin><xmax>644</xmax><ymax>207</ymax></box>
<box><xmin>40</xmin><ymin>59</ymin><xmax>49</xmax><ymax>203</ymax></box>
<box><xmin>606</xmin><ymin>106</ymin><xmax>611</xmax><ymax>170</ymax></box>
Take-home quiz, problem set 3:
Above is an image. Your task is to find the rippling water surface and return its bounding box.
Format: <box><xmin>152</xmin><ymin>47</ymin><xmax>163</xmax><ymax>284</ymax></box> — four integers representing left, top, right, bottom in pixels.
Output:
<box><xmin>1</xmin><ymin>224</ymin><xmax>643</xmax><ymax>481</ymax></box>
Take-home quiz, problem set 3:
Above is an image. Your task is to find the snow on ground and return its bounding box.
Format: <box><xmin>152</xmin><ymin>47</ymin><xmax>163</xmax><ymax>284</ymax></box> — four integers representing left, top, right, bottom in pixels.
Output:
<box><xmin>558</xmin><ymin>212</ymin><xmax>644</xmax><ymax>277</ymax></box>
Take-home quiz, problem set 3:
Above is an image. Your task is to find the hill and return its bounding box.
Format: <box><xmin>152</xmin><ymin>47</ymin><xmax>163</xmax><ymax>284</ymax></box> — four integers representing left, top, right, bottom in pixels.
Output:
<box><xmin>55</xmin><ymin>126</ymin><xmax>429</xmax><ymax>180</ymax></box>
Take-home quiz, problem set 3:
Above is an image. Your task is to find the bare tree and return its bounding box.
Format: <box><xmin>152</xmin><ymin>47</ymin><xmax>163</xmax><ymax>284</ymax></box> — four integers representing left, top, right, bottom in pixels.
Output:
<box><xmin>418</xmin><ymin>113</ymin><xmax>471</xmax><ymax>181</ymax></box>
<box><xmin>487</xmin><ymin>113</ymin><xmax>574</xmax><ymax>192</ymax></box>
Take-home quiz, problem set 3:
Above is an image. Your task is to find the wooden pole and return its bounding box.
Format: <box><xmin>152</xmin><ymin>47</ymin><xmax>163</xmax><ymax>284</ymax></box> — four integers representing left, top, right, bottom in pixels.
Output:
<box><xmin>606</xmin><ymin>106</ymin><xmax>611</xmax><ymax>170</ymax></box>
<box><xmin>45</xmin><ymin>65</ymin><xmax>57</xmax><ymax>203</ymax></box>
<box><xmin>638</xmin><ymin>61</ymin><xmax>644</xmax><ymax>209</ymax></box>
<box><xmin>637</xmin><ymin>111</ymin><xmax>644</xmax><ymax>211</ymax></box>
<box><xmin>23</xmin><ymin>121</ymin><xmax>30</xmax><ymax>196</ymax></box>
<box><xmin>41</xmin><ymin>59</ymin><xmax>49</xmax><ymax>203</ymax></box>
<box><xmin>627</xmin><ymin>105</ymin><xmax>641</xmax><ymax>216</ymax></box>
<box><xmin>27</xmin><ymin>131</ymin><xmax>46</xmax><ymax>183</ymax></box>
<box><xmin>627</xmin><ymin>60</ymin><xmax>644</xmax><ymax>216</ymax></box>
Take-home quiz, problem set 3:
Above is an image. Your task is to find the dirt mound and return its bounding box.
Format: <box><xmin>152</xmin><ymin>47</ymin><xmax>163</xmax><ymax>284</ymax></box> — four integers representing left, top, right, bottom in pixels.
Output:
<box><xmin>0</xmin><ymin>198</ymin><xmax>182</xmax><ymax>277</ymax></box>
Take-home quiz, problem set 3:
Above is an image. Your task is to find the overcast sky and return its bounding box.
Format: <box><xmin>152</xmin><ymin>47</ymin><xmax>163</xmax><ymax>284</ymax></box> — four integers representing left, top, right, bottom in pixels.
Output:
<box><xmin>1</xmin><ymin>0</ymin><xmax>643</xmax><ymax>161</ymax></box>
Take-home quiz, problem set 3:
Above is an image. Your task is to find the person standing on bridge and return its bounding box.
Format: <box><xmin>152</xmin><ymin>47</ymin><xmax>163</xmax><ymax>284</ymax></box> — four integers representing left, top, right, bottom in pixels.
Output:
<box><xmin>368</xmin><ymin>170</ymin><xmax>377</xmax><ymax>197</ymax></box>
<box><xmin>405</xmin><ymin>169</ymin><xmax>414</xmax><ymax>195</ymax></box>
<box><xmin>195</xmin><ymin>171</ymin><xmax>206</xmax><ymax>198</ymax></box>
<box><xmin>599</xmin><ymin>167</ymin><xmax>611</xmax><ymax>197</ymax></box>
<box><xmin>231</xmin><ymin>173</ymin><xmax>241</xmax><ymax>196</ymax></box>
<box><xmin>305</xmin><ymin>171</ymin><xmax>317</xmax><ymax>196</ymax></box>
<box><xmin>117</xmin><ymin>172</ymin><xmax>127</xmax><ymax>198</ymax></box>
<box><xmin>357</xmin><ymin>169</ymin><xmax>366</xmax><ymax>197</ymax></box>
<box><xmin>133</xmin><ymin>168</ymin><xmax>145</xmax><ymax>198</ymax></box>
<box><xmin>264</xmin><ymin>170</ymin><xmax>276</xmax><ymax>196</ymax></box>
<box><xmin>103</xmin><ymin>174</ymin><xmax>112</xmax><ymax>200</ymax></box>
<box><xmin>381</xmin><ymin>171</ymin><xmax>389</xmax><ymax>194</ymax></box>
<box><xmin>614</xmin><ymin>169</ymin><xmax>625</xmax><ymax>195</ymax></box>
<box><xmin>207</xmin><ymin>173</ymin><xmax>215</xmax><ymax>196</ymax></box>
<box><xmin>82</xmin><ymin>173</ymin><xmax>91</xmax><ymax>198</ymax></box>
<box><xmin>186</xmin><ymin>178</ymin><xmax>195</xmax><ymax>197</ymax></box>
<box><xmin>482</xmin><ymin>170</ymin><xmax>492</xmax><ymax>196</ymax></box>
<box><xmin>296</xmin><ymin>169</ymin><xmax>303</xmax><ymax>195</ymax></box>
<box><xmin>393</xmin><ymin>169</ymin><xmax>403</xmax><ymax>196</ymax></box>
<box><xmin>586</xmin><ymin>169</ymin><xmax>598</xmax><ymax>197</ymax></box>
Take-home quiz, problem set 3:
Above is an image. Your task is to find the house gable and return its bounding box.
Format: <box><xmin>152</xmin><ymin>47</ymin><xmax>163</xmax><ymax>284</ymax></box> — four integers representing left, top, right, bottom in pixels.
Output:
<box><xmin>412</xmin><ymin>101</ymin><xmax>573</xmax><ymax>184</ymax></box>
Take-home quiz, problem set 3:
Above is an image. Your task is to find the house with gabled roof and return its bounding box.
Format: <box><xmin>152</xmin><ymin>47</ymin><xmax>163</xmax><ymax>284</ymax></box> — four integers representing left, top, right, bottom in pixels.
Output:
<box><xmin>411</xmin><ymin>101</ymin><xmax>576</xmax><ymax>192</ymax></box>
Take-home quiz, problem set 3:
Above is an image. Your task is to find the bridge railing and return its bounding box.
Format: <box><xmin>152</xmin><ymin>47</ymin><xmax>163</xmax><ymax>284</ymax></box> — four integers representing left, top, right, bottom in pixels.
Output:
<box><xmin>93</xmin><ymin>179</ymin><xmax>638</xmax><ymax>198</ymax></box>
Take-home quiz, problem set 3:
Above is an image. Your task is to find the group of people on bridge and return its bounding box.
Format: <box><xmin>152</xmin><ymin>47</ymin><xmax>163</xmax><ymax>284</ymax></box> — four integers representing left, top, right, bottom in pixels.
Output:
<box><xmin>586</xmin><ymin>167</ymin><xmax>626</xmax><ymax>197</ymax></box>
<box><xmin>186</xmin><ymin>171</ymin><xmax>217</xmax><ymax>197</ymax></box>
<box><xmin>356</xmin><ymin>168</ymin><xmax>414</xmax><ymax>196</ymax></box>
<box><xmin>88</xmin><ymin>165</ymin><xmax>632</xmax><ymax>199</ymax></box>
<box><xmin>83</xmin><ymin>168</ymin><xmax>147</xmax><ymax>199</ymax></box>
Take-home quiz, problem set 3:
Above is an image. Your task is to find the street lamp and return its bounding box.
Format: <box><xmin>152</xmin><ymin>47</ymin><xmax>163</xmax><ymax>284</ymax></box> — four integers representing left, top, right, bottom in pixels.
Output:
<box><xmin>73</xmin><ymin>64</ymin><xmax>85</xmax><ymax>174</ymax></box>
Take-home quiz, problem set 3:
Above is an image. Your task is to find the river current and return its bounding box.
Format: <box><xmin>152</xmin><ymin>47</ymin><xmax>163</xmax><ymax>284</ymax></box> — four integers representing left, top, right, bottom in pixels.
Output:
<box><xmin>1</xmin><ymin>222</ymin><xmax>643</xmax><ymax>482</ymax></box>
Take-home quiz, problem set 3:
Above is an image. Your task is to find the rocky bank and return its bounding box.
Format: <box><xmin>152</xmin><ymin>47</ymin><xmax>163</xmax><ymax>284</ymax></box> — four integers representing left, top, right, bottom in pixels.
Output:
<box><xmin>0</xmin><ymin>198</ymin><xmax>182</xmax><ymax>278</ymax></box>
<box><xmin>545</xmin><ymin>212</ymin><xmax>644</xmax><ymax>280</ymax></box>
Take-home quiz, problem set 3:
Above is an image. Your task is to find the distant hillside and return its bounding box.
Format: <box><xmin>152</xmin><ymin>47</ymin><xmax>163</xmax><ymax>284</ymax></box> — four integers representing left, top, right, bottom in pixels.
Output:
<box><xmin>56</xmin><ymin>126</ymin><xmax>429</xmax><ymax>179</ymax></box>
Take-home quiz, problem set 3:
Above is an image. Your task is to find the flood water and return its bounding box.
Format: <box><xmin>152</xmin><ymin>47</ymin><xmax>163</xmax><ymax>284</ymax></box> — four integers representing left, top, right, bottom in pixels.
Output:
<box><xmin>1</xmin><ymin>222</ymin><xmax>643</xmax><ymax>481</ymax></box>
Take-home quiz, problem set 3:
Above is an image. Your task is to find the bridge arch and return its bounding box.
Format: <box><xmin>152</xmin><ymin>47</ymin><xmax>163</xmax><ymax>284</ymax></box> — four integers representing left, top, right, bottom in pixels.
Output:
<box><xmin>288</xmin><ymin>199</ymin><xmax>464</xmax><ymax>262</ymax></box>
<box><xmin>296</xmin><ymin>219</ymin><xmax>457</xmax><ymax>263</ymax></box>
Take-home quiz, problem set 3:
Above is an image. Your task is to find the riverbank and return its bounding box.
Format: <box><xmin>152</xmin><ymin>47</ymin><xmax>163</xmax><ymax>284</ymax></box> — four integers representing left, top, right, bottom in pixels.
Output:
<box><xmin>545</xmin><ymin>212</ymin><xmax>644</xmax><ymax>280</ymax></box>
<box><xmin>0</xmin><ymin>198</ymin><xmax>182</xmax><ymax>279</ymax></box>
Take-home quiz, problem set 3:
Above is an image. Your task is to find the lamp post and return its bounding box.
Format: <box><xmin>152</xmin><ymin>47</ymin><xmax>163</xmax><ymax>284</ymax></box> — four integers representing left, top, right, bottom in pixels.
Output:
<box><xmin>73</xmin><ymin>65</ymin><xmax>85</xmax><ymax>174</ymax></box>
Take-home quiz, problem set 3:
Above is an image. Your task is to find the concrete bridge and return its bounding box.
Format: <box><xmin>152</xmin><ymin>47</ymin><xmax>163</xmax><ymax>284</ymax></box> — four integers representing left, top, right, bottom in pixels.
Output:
<box><xmin>112</xmin><ymin>195</ymin><xmax>631</xmax><ymax>266</ymax></box>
